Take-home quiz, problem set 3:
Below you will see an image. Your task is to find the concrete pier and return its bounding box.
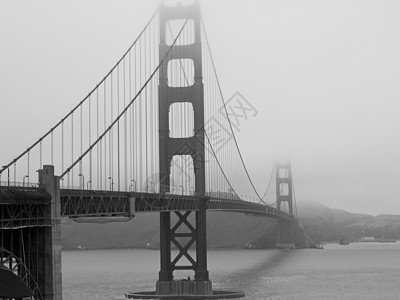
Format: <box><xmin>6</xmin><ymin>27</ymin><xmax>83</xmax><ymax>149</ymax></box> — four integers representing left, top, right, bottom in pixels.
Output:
<box><xmin>156</xmin><ymin>280</ymin><xmax>213</xmax><ymax>296</ymax></box>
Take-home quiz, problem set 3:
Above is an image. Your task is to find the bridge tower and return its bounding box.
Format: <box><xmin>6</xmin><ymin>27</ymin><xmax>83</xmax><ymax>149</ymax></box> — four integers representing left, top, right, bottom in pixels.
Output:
<box><xmin>275</xmin><ymin>163</ymin><xmax>295</xmax><ymax>248</ymax></box>
<box><xmin>276</xmin><ymin>163</ymin><xmax>293</xmax><ymax>215</ymax></box>
<box><xmin>157</xmin><ymin>2</ymin><xmax>211</xmax><ymax>297</ymax></box>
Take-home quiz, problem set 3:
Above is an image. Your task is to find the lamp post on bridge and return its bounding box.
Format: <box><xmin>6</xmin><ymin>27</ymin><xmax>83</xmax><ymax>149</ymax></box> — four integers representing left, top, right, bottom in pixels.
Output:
<box><xmin>2</xmin><ymin>166</ymin><xmax>9</xmax><ymax>186</ymax></box>
<box><xmin>78</xmin><ymin>174</ymin><xmax>85</xmax><ymax>190</ymax></box>
<box><xmin>130</xmin><ymin>180</ymin><xmax>136</xmax><ymax>192</ymax></box>
<box><xmin>108</xmin><ymin>177</ymin><xmax>114</xmax><ymax>191</ymax></box>
<box><xmin>22</xmin><ymin>175</ymin><xmax>29</xmax><ymax>188</ymax></box>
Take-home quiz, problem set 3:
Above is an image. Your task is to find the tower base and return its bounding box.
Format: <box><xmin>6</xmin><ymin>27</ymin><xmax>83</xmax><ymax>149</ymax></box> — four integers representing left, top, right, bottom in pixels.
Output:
<box><xmin>156</xmin><ymin>280</ymin><xmax>212</xmax><ymax>295</ymax></box>
<box><xmin>125</xmin><ymin>291</ymin><xmax>244</xmax><ymax>299</ymax></box>
<box><xmin>126</xmin><ymin>280</ymin><xmax>244</xmax><ymax>299</ymax></box>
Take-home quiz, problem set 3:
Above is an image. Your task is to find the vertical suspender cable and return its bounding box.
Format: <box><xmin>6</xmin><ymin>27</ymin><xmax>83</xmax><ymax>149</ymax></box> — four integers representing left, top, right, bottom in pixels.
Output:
<box><xmin>133</xmin><ymin>46</ymin><xmax>137</xmax><ymax>191</ymax></box>
<box><xmin>123</xmin><ymin>57</ymin><xmax>128</xmax><ymax>191</ymax></box>
<box><xmin>149</xmin><ymin>22</ymin><xmax>154</xmax><ymax>193</ymax></box>
<box><xmin>145</xmin><ymin>27</ymin><xmax>148</xmax><ymax>191</ymax></box>
<box><xmin>51</xmin><ymin>131</ymin><xmax>54</xmax><ymax>165</ymax></box>
<box><xmin>104</xmin><ymin>81</ymin><xmax>107</xmax><ymax>189</ymax></box>
<box><xmin>61</xmin><ymin>122</ymin><xmax>64</xmax><ymax>187</ymax></box>
<box><xmin>97</xmin><ymin>89</ymin><xmax>101</xmax><ymax>190</ymax></box>
<box><xmin>139</xmin><ymin>37</ymin><xmax>142</xmax><ymax>191</ymax></box>
<box><xmin>148</xmin><ymin>21</ymin><xmax>153</xmax><ymax>191</ymax></box>
<box><xmin>133</xmin><ymin>42</ymin><xmax>137</xmax><ymax>189</ymax></box>
<box><xmin>71</xmin><ymin>113</ymin><xmax>74</xmax><ymax>187</ymax></box>
<box><xmin>135</xmin><ymin>42</ymin><xmax>139</xmax><ymax>190</ymax></box>
<box><xmin>110</xmin><ymin>74</ymin><xmax>113</xmax><ymax>190</ymax></box>
<box><xmin>205</xmin><ymin>41</ymin><xmax>210</xmax><ymax>194</ymax></box>
<box><xmin>134</xmin><ymin>44</ymin><xmax>138</xmax><ymax>190</ymax></box>
<box><xmin>80</xmin><ymin>104</ymin><xmax>83</xmax><ymax>188</ymax></box>
<box><xmin>89</xmin><ymin>96</ymin><xmax>92</xmax><ymax>189</ymax></box>
<box><xmin>129</xmin><ymin>50</ymin><xmax>133</xmax><ymax>189</ymax></box>
<box><xmin>80</xmin><ymin>105</ymin><xmax>83</xmax><ymax>163</ymax></box>
<box><xmin>117</xmin><ymin>65</ymin><xmax>121</xmax><ymax>191</ymax></box>
<box><xmin>155</xmin><ymin>18</ymin><xmax>158</xmax><ymax>190</ymax></box>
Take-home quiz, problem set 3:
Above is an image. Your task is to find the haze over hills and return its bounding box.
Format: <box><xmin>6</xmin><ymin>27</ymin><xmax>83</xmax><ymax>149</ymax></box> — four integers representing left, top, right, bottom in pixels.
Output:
<box><xmin>61</xmin><ymin>202</ymin><xmax>400</xmax><ymax>250</ymax></box>
<box><xmin>298</xmin><ymin>202</ymin><xmax>400</xmax><ymax>242</ymax></box>
<box><xmin>61</xmin><ymin>212</ymin><xmax>278</xmax><ymax>250</ymax></box>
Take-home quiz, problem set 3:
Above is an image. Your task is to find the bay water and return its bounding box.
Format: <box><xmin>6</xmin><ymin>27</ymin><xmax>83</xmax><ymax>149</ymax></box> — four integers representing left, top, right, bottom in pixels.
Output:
<box><xmin>62</xmin><ymin>242</ymin><xmax>400</xmax><ymax>299</ymax></box>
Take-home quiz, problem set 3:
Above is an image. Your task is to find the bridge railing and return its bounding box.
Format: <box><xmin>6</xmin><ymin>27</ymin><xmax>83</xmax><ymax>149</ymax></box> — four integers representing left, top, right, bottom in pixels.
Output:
<box><xmin>0</xmin><ymin>181</ymin><xmax>39</xmax><ymax>189</ymax></box>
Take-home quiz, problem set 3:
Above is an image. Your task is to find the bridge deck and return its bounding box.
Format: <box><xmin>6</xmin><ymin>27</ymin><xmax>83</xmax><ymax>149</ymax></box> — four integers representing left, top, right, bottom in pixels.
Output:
<box><xmin>0</xmin><ymin>187</ymin><xmax>291</xmax><ymax>224</ymax></box>
<box><xmin>60</xmin><ymin>188</ymin><xmax>291</xmax><ymax>221</ymax></box>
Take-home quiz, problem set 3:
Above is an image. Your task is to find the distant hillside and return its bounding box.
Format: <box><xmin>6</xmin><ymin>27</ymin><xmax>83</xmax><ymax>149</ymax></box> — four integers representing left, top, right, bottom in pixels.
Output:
<box><xmin>61</xmin><ymin>202</ymin><xmax>400</xmax><ymax>249</ymax></box>
<box><xmin>298</xmin><ymin>202</ymin><xmax>400</xmax><ymax>242</ymax></box>
<box><xmin>61</xmin><ymin>212</ymin><xmax>279</xmax><ymax>250</ymax></box>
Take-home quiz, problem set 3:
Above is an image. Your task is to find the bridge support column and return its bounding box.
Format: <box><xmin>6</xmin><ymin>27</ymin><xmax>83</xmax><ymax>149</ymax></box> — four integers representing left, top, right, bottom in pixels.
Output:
<box><xmin>156</xmin><ymin>201</ymin><xmax>212</xmax><ymax>297</ymax></box>
<box><xmin>159</xmin><ymin>212</ymin><xmax>172</xmax><ymax>282</ymax></box>
<box><xmin>38</xmin><ymin>165</ymin><xmax>62</xmax><ymax>300</ymax></box>
<box><xmin>195</xmin><ymin>201</ymin><xmax>209</xmax><ymax>282</ymax></box>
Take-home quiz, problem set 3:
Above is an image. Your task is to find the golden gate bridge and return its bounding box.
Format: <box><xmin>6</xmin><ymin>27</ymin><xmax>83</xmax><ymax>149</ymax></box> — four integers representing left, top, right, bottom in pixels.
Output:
<box><xmin>0</xmin><ymin>3</ymin><xmax>305</xmax><ymax>299</ymax></box>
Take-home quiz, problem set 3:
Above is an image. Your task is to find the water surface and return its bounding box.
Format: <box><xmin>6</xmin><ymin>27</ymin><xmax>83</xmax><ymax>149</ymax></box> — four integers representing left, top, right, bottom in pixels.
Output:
<box><xmin>62</xmin><ymin>242</ymin><xmax>400</xmax><ymax>299</ymax></box>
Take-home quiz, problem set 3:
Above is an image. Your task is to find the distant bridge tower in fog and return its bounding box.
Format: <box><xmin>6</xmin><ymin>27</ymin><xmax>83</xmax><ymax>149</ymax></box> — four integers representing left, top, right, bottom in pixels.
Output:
<box><xmin>276</xmin><ymin>163</ymin><xmax>293</xmax><ymax>215</ymax></box>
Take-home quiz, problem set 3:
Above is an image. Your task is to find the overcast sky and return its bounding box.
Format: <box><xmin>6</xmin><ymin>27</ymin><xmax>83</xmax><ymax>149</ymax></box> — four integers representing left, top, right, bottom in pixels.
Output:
<box><xmin>1</xmin><ymin>0</ymin><xmax>399</xmax><ymax>215</ymax></box>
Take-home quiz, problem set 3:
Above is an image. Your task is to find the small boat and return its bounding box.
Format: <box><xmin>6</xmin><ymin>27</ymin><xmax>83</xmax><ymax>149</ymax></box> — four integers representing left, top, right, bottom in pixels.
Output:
<box><xmin>244</xmin><ymin>242</ymin><xmax>256</xmax><ymax>249</ymax></box>
<box><xmin>310</xmin><ymin>242</ymin><xmax>323</xmax><ymax>249</ymax></box>
<box><xmin>339</xmin><ymin>239</ymin><xmax>349</xmax><ymax>245</ymax></box>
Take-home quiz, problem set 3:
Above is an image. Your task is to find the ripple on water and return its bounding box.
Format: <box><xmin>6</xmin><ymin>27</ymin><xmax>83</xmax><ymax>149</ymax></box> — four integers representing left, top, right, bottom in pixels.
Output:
<box><xmin>63</xmin><ymin>245</ymin><xmax>400</xmax><ymax>300</ymax></box>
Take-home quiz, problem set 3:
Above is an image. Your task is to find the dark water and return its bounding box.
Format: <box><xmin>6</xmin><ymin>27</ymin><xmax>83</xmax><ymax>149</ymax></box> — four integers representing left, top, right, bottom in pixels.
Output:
<box><xmin>62</xmin><ymin>242</ymin><xmax>400</xmax><ymax>299</ymax></box>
